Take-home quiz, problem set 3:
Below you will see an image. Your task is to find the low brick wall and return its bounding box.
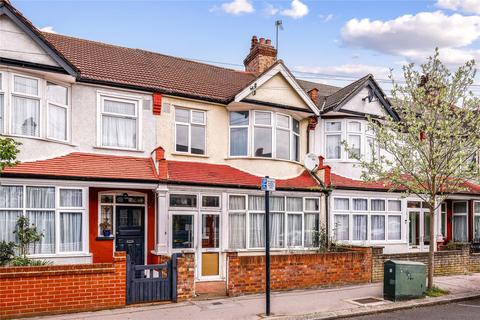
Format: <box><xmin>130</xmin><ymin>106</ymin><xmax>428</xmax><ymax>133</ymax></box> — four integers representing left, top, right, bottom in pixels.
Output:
<box><xmin>372</xmin><ymin>245</ymin><xmax>479</xmax><ymax>282</ymax></box>
<box><xmin>226</xmin><ymin>248</ymin><xmax>372</xmax><ymax>296</ymax></box>
<box><xmin>176</xmin><ymin>252</ymin><xmax>196</xmax><ymax>301</ymax></box>
<box><xmin>0</xmin><ymin>252</ymin><xmax>126</xmax><ymax>319</ymax></box>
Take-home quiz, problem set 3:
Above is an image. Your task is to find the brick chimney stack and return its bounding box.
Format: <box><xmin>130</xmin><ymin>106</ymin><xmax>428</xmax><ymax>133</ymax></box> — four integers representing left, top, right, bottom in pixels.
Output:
<box><xmin>244</xmin><ymin>35</ymin><xmax>277</xmax><ymax>75</ymax></box>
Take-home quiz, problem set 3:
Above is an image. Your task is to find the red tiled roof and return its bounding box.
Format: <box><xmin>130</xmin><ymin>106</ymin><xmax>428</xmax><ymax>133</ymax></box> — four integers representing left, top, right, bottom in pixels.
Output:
<box><xmin>41</xmin><ymin>32</ymin><xmax>256</xmax><ymax>104</ymax></box>
<box><xmin>161</xmin><ymin>160</ymin><xmax>321</xmax><ymax>190</ymax></box>
<box><xmin>2</xmin><ymin>152</ymin><xmax>158</xmax><ymax>182</ymax></box>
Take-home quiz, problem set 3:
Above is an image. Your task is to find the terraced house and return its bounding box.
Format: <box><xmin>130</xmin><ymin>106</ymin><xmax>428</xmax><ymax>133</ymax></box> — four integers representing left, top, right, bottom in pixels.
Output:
<box><xmin>1</xmin><ymin>0</ymin><xmax>480</xmax><ymax>292</ymax></box>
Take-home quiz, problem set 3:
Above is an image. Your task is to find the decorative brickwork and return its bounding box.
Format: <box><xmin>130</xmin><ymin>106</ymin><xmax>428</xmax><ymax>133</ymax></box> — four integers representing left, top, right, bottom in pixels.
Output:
<box><xmin>371</xmin><ymin>245</ymin><xmax>480</xmax><ymax>282</ymax></box>
<box><xmin>226</xmin><ymin>248</ymin><xmax>372</xmax><ymax>296</ymax></box>
<box><xmin>176</xmin><ymin>253</ymin><xmax>196</xmax><ymax>301</ymax></box>
<box><xmin>0</xmin><ymin>252</ymin><xmax>126</xmax><ymax>319</ymax></box>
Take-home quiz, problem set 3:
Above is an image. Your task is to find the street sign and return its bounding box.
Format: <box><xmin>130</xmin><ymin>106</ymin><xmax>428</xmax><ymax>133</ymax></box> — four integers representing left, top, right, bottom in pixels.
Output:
<box><xmin>261</xmin><ymin>177</ymin><xmax>276</xmax><ymax>191</ymax></box>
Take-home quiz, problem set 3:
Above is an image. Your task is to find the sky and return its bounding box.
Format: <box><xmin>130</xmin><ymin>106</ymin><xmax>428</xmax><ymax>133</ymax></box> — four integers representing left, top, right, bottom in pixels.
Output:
<box><xmin>11</xmin><ymin>0</ymin><xmax>480</xmax><ymax>92</ymax></box>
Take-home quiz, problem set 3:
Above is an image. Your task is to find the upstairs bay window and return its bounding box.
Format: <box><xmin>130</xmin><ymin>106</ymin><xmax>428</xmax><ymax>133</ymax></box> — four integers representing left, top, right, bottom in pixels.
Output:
<box><xmin>175</xmin><ymin>108</ymin><xmax>206</xmax><ymax>155</ymax></box>
<box><xmin>47</xmin><ymin>82</ymin><xmax>68</xmax><ymax>141</ymax></box>
<box><xmin>326</xmin><ymin>121</ymin><xmax>342</xmax><ymax>159</ymax></box>
<box><xmin>12</xmin><ymin>75</ymin><xmax>40</xmax><ymax>137</ymax></box>
<box><xmin>229</xmin><ymin>110</ymin><xmax>300</xmax><ymax>161</ymax></box>
<box><xmin>347</xmin><ymin>121</ymin><xmax>361</xmax><ymax>159</ymax></box>
<box><xmin>100</xmin><ymin>94</ymin><xmax>139</xmax><ymax>149</ymax></box>
<box><xmin>0</xmin><ymin>73</ymin><xmax>4</xmax><ymax>134</ymax></box>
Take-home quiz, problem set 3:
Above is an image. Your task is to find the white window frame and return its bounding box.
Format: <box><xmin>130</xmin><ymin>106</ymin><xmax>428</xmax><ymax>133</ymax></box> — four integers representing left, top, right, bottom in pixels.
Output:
<box><xmin>97</xmin><ymin>91</ymin><xmax>142</xmax><ymax>151</ymax></box>
<box><xmin>0</xmin><ymin>71</ymin><xmax>5</xmax><ymax>134</ymax></box>
<box><xmin>474</xmin><ymin>201</ymin><xmax>480</xmax><ymax>240</ymax></box>
<box><xmin>325</xmin><ymin>120</ymin><xmax>342</xmax><ymax>160</ymax></box>
<box><xmin>253</xmin><ymin>110</ymin><xmax>274</xmax><ymax>159</ymax></box>
<box><xmin>46</xmin><ymin>81</ymin><xmax>70</xmax><ymax>142</ymax></box>
<box><xmin>174</xmin><ymin>107</ymin><xmax>206</xmax><ymax>155</ymax></box>
<box><xmin>347</xmin><ymin>121</ymin><xmax>362</xmax><ymax>160</ymax></box>
<box><xmin>10</xmin><ymin>73</ymin><xmax>42</xmax><ymax>138</ymax></box>
<box><xmin>228</xmin><ymin>111</ymin><xmax>250</xmax><ymax>157</ymax></box>
<box><xmin>452</xmin><ymin>200</ymin><xmax>469</xmax><ymax>242</ymax></box>
<box><xmin>200</xmin><ymin>194</ymin><xmax>221</xmax><ymax>210</ymax></box>
<box><xmin>440</xmin><ymin>202</ymin><xmax>448</xmax><ymax>238</ymax></box>
<box><xmin>0</xmin><ymin>184</ymin><xmax>87</xmax><ymax>256</ymax></box>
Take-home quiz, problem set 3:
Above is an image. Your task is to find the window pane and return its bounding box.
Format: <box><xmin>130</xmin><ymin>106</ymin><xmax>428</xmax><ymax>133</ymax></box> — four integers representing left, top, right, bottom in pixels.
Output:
<box><xmin>249</xmin><ymin>195</ymin><xmax>265</xmax><ymax>210</ymax></box>
<box><xmin>292</xmin><ymin>134</ymin><xmax>299</xmax><ymax>162</ymax></box>
<box><xmin>249</xmin><ymin>212</ymin><xmax>265</xmax><ymax>247</ymax></box>
<box><xmin>230</xmin><ymin>127</ymin><xmax>248</xmax><ymax>156</ymax></box>
<box><xmin>276</xmin><ymin>129</ymin><xmax>290</xmax><ymax>160</ymax></box>
<box><xmin>14</xmin><ymin>76</ymin><xmax>38</xmax><ymax>95</ymax></box>
<box><xmin>453</xmin><ymin>202</ymin><xmax>467</xmax><ymax>214</ymax></box>
<box><xmin>100</xmin><ymin>195</ymin><xmax>114</xmax><ymax>203</ymax></box>
<box><xmin>326</xmin><ymin>121</ymin><xmax>341</xmax><ymax>132</ymax></box>
<box><xmin>371</xmin><ymin>215</ymin><xmax>385</xmax><ymax>240</ymax></box>
<box><xmin>334</xmin><ymin>215</ymin><xmax>349</xmax><ymax>240</ymax></box>
<box><xmin>453</xmin><ymin>215</ymin><xmax>467</xmax><ymax>242</ymax></box>
<box><xmin>388</xmin><ymin>216</ymin><xmax>401</xmax><ymax>240</ymax></box>
<box><xmin>191</xmin><ymin>110</ymin><xmax>205</xmax><ymax>124</ymax></box>
<box><xmin>292</xmin><ymin>119</ymin><xmax>300</xmax><ymax>134</ymax></box>
<box><xmin>104</xmin><ymin>99</ymin><xmax>136</xmax><ymax>116</ymax></box>
<box><xmin>175</xmin><ymin>124</ymin><xmax>189</xmax><ymax>152</ymax></box>
<box><xmin>475</xmin><ymin>202</ymin><xmax>480</xmax><ymax>214</ymax></box>
<box><xmin>304</xmin><ymin>213</ymin><xmax>319</xmax><ymax>247</ymax></box>
<box><xmin>202</xmin><ymin>196</ymin><xmax>220</xmax><ymax>208</ymax></box>
<box><xmin>175</xmin><ymin>108</ymin><xmax>190</xmax><ymax>123</ymax></box>
<box><xmin>254</xmin><ymin>111</ymin><xmax>271</xmax><ymax>125</ymax></box>
<box><xmin>102</xmin><ymin>116</ymin><xmax>136</xmax><ymax>148</ymax></box>
<box><xmin>229</xmin><ymin>195</ymin><xmax>246</xmax><ymax>210</ymax></box>
<box><xmin>334</xmin><ymin>198</ymin><xmax>349</xmax><ymax>211</ymax></box>
<box><xmin>191</xmin><ymin>125</ymin><xmax>205</xmax><ymax>155</ymax></box>
<box><xmin>172</xmin><ymin>215</ymin><xmax>194</xmax><ymax>249</ymax></box>
<box><xmin>407</xmin><ymin>201</ymin><xmax>421</xmax><ymax>208</ymax></box>
<box><xmin>229</xmin><ymin>212</ymin><xmax>245</xmax><ymax>249</ymax></box>
<box><xmin>371</xmin><ymin>199</ymin><xmax>386</xmax><ymax>211</ymax></box>
<box><xmin>287</xmin><ymin>197</ymin><xmax>303</xmax><ymax>212</ymax></box>
<box><xmin>475</xmin><ymin>216</ymin><xmax>480</xmax><ymax>241</ymax></box>
<box><xmin>347</xmin><ymin>135</ymin><xmax>361</xmax><ymax>158</ymax></box>
<box><xmin>60</xmin><ymin>212</ymin><xmax>82</xmax><ymax>252</ymax></box>
<box><xmin>0</xmin><ymin>94</ymin><xmax>4</xmax><ymax>133</ymax></box>
<box><xmin>12</xmin><ymin>96</ymin><xmax>40</xmax><ymax>136</ymax></box>
<box><xmin>47</xmin><ymin>83</ymin><xmax>68</xmax><ymax>105</ymax></box>
<box><xmin>0</xmin><ymin>186</ymin><xmax>23</xmax><ymax>208</ymax></box>
<box><xmin>60</xmin><ymin>189</ymin><xmax>82</xmax><ymax>207</ymax></box>
<box><xmin>48</xmin><ymin>104</ymin><xmax>67</xmax><ymax>140</ymax></box>
<box><xmin>270</xmin><ymin>196</ymin><xmax>285</xmax><ymax>211</ymax></box>
<box><xmin>254</xmin><ymin>127</ymin><xmax>272</xmax><ymax>157</ymax></box>
<box><xmin>202</xmin><ymin>214</ymin><xmax>219</xmax><ymax>248</ymax></box>
<box><xmin>26</xmin><ymin>210</ymin><xmax>55</xmax><ymax>254</ymax></box>
<box><xmin>388</xmin><ymin>200</ymin><xmax>401</xmax><ymax>212</ymax></box>
<box><xmin>276</xmin><ymin>114</ymin><xmax>290</xmax><ymax>128</ymax></box>
<box><xmin>287</xmin><ymin>214</ymin><xmax>302</xmax><ymax>247</ymax></box>
<box><xmin>230</xmin><ymin>111</ymin><xmax>249</xmax><ymax>126</ymax></box>
<box><xmin>352</xmin><ymin>198</ymin><xmax>367</xmax><ymax>211</ymax></box>
<box><xmin>326</xmin><ymin>135</ymin><xmax>341</xmax><ymax>159</ymax></box>
<box><xmin>353</xmin><ymin>215</ymin><xmax>367</xmax><ymax>240</ymax></box>
<box><xmin>270</xmin><ymin>212</ymin><xmax>284</xmax><ymax>248</ymax></box>
<box><xmin>305</xmin><ymin>198</ymin><xmax>319</xmax><ymax>211</ymax></box>
<box><xmin>170</xmin><ymin>194</ymin><xmax>197</xmax><ymax>207</ymax></box>
<box><xmin>348</xmin><ymin>121</ymin><xmax>361</xmax><ymax>132</ymax></box>
<box><xmin>26</xmin><ymin>187</ymin><xmax>55</xmax><ymax>209</ymax></box>
<box><xmin>0</xmin><ymin>210</ymin><xmax>21</xmax><ymax>242</ymax></box>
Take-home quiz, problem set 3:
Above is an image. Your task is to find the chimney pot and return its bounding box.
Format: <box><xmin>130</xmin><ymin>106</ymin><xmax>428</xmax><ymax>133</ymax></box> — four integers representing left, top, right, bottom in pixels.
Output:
<box><xmin>266</xmin><ymin>39</ymin><xmax>271</xmax><ymax>45</ymax></box>
<box><xmin>259</xmin><ymin>37</ymin><xmax>265</xmax><ymax>44</ymax></box>
<box><xmin>244</xmin><ymin>35</ymin><xmax>277</xmax><ymax>75</ymax></box>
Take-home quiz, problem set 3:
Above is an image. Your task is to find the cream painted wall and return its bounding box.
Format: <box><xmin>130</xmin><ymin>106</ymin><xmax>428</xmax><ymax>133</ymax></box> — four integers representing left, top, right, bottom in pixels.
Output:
<box><xmin>245</xmin><ymin>74</ymin><xmax>309</xmax><ymax>111</ymax></box>
<box><xmin>341</xmin><ymin>87</ymin><xmax>385</xmax><ymax>117</ymax></box>
<box><xmin>159</xmin><ymin>95</ymin><xmax>311</xmax><ymax>179</ymax></box>
<box><xmin>0</xmin><ymin>15</ymin><xmax>59</xmax><ymax>67</ymax></box>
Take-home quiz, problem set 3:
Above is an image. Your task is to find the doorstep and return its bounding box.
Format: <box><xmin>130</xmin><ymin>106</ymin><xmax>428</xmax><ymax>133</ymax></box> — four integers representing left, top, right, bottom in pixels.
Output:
<box><xmin>194</xmin><ymin>281</ymin><xmax>228</xmax><ymax>300</ymax></box>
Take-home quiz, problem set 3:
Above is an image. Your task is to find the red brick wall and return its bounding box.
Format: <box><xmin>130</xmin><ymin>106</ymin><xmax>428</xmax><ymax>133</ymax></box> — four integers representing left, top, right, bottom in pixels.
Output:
<box><xmin>176</xmin><ymin>253</ymin><xmax>196</xmax><ymax>301</ymax></box>
<box><xmin>0</xmin><ymin>252</ymin><xmax>126</xmax><ymax>319</ymax></box>
<box><xmin>226</xmin><ymin>248</ymin><xmax>372</xmax><ymax>296</ymax></box>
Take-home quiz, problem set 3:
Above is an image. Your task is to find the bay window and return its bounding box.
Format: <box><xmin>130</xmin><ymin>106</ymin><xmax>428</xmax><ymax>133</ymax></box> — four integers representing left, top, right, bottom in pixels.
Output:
<box><xmin>229</xmin><ymin>110</ymin><xmax>301</xmax><ymax>161</ymax></box>
<box><xmin>100</xmin><ymin>95</ymin><xmax>139</xmax><ymax>149</ymax></box>
<box><xmin>47</xmin><ymin>82</ymin><xmax>68</xmax><ymax>141</ymax></box>
<box><xmin>12</xmin><ymin>75</ymin><xmax>40</xmax><ymax>137</ymax></box>
<box><xmin>347</xmin><ymin>121</ymin><xmax>361</xmax><ymax>159</ymax></box>
<box><xmin>453</xmin><ymin>201</ymin><xmax>468</xmax><ymax>242</ymax></box>
<box><xmin>0</xmin><ymin>185</ymin><xmax>85</xmax><ymax>255</ymax></box>
<box><xmin>175</xmin><ymin>108</ymin><xmax>206</xmax><ymax>155</ymax></box>
<box><xmin>326</xmin><ymin>121</ymin><xmax>342</xmax><ymax>159</ymax></box>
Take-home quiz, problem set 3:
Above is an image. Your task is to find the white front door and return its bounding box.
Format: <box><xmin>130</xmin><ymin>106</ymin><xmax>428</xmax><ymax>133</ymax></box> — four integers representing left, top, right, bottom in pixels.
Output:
<box><xmin>197</xmin><ymin>212</ymin><xmax>222</xmax><ymax>280</ymax></box>
<box><xmin>407</xmin><ymin>201</ymin><xmax>431</xmax><ymax>251</ymax></box>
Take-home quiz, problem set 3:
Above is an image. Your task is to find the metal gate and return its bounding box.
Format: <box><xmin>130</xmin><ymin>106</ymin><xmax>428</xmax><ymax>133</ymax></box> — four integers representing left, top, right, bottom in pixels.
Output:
<box><xmin>126</xmin><ymin>254</ymin><xmax>178</xmax><ymax>304</ymax></box>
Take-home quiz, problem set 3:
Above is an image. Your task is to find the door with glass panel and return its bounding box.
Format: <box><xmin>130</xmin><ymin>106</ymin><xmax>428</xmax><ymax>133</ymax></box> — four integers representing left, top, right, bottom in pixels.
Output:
<box><xmin>199</xmin><ymin>213</ymin><xmax>221</xmax><ymax>279</ymax></box>
<box><xmin>407</xmin><ymin>201</ymin><xmax>430</xmax><ymax>251</ymax></box>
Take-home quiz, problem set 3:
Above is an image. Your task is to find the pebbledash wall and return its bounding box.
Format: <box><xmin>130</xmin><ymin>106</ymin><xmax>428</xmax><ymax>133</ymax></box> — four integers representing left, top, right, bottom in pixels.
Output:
<box><xmin>371</xmin><ymin>245</ymin><xmax>480</xmax><ymax>282</ymax></box>
<box><xmin>226</xmin><ymin>247</ymin><xmax>373</xmax><ymax>296</ymax></box>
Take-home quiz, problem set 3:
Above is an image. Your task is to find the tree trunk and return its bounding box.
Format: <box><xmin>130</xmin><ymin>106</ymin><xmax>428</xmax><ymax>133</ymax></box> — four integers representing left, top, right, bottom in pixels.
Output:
<box><xmin>428</xmin><ymin>207</ymin><xmax>435</xmax><ymax>290</ymax></box>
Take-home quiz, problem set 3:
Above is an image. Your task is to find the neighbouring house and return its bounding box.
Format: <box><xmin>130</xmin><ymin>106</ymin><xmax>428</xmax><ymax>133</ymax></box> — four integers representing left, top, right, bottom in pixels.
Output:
<box><xmin>1</xmin><ymin>0</ymin><xmax>480</xmax><ymax>292</ymax></box>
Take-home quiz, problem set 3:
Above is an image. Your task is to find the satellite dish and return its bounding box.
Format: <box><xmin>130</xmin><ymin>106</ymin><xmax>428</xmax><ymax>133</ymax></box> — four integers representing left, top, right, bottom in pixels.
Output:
<box><xmin>304</xmin><ymin>153</ymin><xmax>319</xmax><ymax>171</ymax></box>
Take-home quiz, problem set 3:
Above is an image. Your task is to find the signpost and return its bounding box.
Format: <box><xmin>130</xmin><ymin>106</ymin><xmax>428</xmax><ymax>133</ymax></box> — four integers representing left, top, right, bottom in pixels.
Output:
<box><xmin>261</xmin><ymin>176</ymin><xmax>275</xmax><ymax>316</ymax></box>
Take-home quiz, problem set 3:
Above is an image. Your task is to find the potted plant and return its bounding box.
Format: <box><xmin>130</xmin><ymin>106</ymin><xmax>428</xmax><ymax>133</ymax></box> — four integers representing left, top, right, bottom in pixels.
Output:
<box><xmin>100</xmin><ymin>218</ymin><xmax>112</xmax><ymax>237</ymax></box>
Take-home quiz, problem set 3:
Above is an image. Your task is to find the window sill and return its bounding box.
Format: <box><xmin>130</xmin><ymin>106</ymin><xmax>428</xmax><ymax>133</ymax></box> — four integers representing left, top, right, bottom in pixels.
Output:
<box><xmin>93</xmin><ymin>146</ymin><xmax>144</xmax><ymax>153</ymax></box>
<box><xmin>171</xmin><ymin>152</ymin><xmax>209</xmax><ymax>158</ymax></box>
<box><xmin>27</xmin><ymin>253</ymin><xmax>92</xmax><ymax>258</ymax></box>
<box><xmin>1</xmin><ymin>133</ymin><xmax>76</xmax><ymax>147</ymax></box>
<box><xmin>225</xmin><ymin>156</ymin><xmax>301</xmax><ymax>165</ymax></box>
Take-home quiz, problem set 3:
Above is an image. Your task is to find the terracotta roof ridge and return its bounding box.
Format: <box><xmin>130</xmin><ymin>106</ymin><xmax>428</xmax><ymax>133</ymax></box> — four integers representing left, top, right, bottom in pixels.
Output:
<box><xmin>14</xmin><ymin>152</ymin><xmax>154</xmax><ymax>165</ymax></box>
<box><xmin>42</xmin><ymin>32</ymin><xmax>253</xmax><ymax>76</ymax></box>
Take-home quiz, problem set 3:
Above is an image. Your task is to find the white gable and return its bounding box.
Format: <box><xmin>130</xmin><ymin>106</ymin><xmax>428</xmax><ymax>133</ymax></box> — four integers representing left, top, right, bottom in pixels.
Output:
<box><xmin>341</xmin><ymin>87</ymin><xmax>386</xmax><ymax>117</ymax></box>
<box><xmin>245</xmin><ymin>73</ymin><xmax>310</xmax><ymax>110</ymax></box>
<box><xmin>0</xmin><ymin>15</ymin><xmax>59</xmax><ymax>67</ymax></box>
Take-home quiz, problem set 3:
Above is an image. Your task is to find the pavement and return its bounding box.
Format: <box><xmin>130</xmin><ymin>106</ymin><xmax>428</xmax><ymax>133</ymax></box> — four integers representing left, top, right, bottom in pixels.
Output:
<box><xmin>29</xmin><ymin>274</ymin><xmax>480</xmax><ymax>320</ymax></box>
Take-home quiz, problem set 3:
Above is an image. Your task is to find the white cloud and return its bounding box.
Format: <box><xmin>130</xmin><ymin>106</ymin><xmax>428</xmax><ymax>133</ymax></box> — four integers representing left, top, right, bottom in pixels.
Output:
<box><xmin>264</xmin><ymin>3</ymin><xmax>279</xmax><ymax>16</ymax></box>
<box><xmin>217</xmin><ymin>0</ymin><xmax>254</xmax><ymax>15</ymax></box>
<box><xmin>39</xmin><ymin>26</ymin><xmax>57</xmax><ymax>34</ymax></box>
<box><xmin>294</xmin><ymin>64</ymin><xmax>391</xmax><ymax>79</ymax></box>
<box><xmin>320</xmin><ymin>14</ymin><xmax>334</xmax><ymax>22</ymax></box>
<box><xmin>437</xmin><ymin>0</ymin><xmax>480</xmax><ymax>14</ymax></box>
<box><xmin>341</xmin><ymin>11</ymin><xmax>480</xmax><ymax>65</ymax></box>
<box><xmin>281</xmin><ymin>0</ymin><xmax>309</xmax><ymax>19</ymax></box>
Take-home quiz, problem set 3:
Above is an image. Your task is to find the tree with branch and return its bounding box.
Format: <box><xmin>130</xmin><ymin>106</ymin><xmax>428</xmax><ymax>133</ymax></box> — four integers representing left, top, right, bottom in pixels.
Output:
<box><xmin>349</xmin><ymin>50</ymin><xmax>480</xmax><ymax>290</ymax></box>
